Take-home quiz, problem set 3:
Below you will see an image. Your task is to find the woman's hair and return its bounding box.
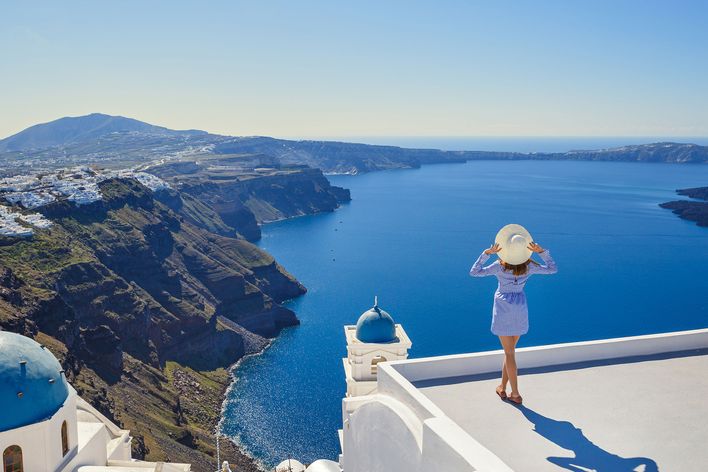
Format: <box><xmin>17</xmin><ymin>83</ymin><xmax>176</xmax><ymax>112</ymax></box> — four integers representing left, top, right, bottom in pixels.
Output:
<box><xmin>501</xmin><ymin>259</ymin><xmax>539</xmax><ymax>276</ymax></box>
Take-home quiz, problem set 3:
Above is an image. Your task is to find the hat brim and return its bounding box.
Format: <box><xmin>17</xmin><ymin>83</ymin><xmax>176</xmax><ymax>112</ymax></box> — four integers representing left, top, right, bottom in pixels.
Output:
<box><xmin>495</xmin><ymin>224</ymin><xmax>533</xmax><ymax>265</ymax></box>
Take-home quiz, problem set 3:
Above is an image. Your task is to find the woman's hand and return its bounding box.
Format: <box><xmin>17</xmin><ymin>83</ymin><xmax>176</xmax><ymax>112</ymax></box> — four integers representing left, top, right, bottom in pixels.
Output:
<box><xmin>484</xmin><ymin>243</ymin><xmax>501</xmax><ymax>255</ymax></box>
<box><xmin>528</xmin><ymin>242</ymin><xmax>545</xmax><ymax>253</ymax></box>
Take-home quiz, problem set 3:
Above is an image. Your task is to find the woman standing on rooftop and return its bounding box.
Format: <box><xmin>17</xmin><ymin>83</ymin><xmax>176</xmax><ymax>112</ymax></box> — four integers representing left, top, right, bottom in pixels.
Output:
<box><xmin>470</xmin><ymin>224</ymin><xmax>557</xmax><ymax>405</ymax></box>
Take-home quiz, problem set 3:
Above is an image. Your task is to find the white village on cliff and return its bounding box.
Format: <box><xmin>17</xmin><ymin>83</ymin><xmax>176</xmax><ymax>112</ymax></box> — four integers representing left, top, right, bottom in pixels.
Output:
<box><xmin>0</xmin><ymin>167</ymin><xmax>170</xmax><ymax>238</ymax></box>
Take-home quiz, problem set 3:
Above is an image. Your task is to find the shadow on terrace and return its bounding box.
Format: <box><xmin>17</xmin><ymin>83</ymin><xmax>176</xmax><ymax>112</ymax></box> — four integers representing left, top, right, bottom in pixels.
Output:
<box><xmin>514</xmin><ymin>405</ymin><xmax>659</xmax><ymax>472</ymax></box>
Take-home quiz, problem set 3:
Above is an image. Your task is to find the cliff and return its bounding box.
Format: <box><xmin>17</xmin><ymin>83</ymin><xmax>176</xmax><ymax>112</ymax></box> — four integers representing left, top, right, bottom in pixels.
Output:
<box><xmin>149</xmin><ymin>155</ymin><xmax>351</xmax><ymax>241</ymax></box>
<box><xmin>0</xmin><ymin>177</ymin><xmax>317</xmax><ymax>471</ymax></box>
<box><xmin>660</xmin><ymin>186</ymin><xmax>708</xmax><ymax>227</ymax></box>
<box><xmin>677</xmin><ymin>187</ymin><xmax>708</xmax><ymax>200</ymax></box>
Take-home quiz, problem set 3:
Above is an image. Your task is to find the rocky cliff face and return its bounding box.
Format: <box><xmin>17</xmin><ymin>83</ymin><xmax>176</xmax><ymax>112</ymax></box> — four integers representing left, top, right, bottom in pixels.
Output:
<box><xmin>150</xmin><ymin>157</ymin><xmax>351</xmax><ymax>241</ymax></box>
<box><xmin>0</xmin><ymin>177</ymin><xmax>323</xmax><ymax>471</ymax></box>
<box><xmin>661</xmin><ymin>186</ymin><xmax>708</xmax><ymax>227</ymax></box>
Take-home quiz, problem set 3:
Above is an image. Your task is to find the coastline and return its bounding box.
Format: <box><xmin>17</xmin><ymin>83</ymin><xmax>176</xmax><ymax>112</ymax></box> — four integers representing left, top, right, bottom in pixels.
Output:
<box><xmin>219</xmin><ymin>338</ymin><xmax>277</xmax><ymax>472</ymax></box>
<box><xmin>217</xmin><ymin>206</ymin><xmax>348</xmax><ymax>470</ymax></box>
<box><xmin>216</xmin><ymin>184</ymin><xmax>350</xmax><ymax>469</ymax></box>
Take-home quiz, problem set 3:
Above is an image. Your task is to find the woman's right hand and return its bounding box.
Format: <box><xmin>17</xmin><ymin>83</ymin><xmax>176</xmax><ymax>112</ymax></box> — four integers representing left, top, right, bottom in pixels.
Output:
<box><xmin>484</xmin><ymin>243</ymin><xmax>501</xmax><ymax>255</ymax></box>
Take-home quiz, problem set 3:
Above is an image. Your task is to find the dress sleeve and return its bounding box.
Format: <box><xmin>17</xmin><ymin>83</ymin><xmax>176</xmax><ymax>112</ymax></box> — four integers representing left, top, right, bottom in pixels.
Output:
<box><xmin>469</xmin><ymin>252</ymin><xmax>501</xmax><ymax>277</ymax></box>
<box><xmin>529</xmin><ymin>250</ymin><xmax>558</xmax><ymax>275</ymax></box>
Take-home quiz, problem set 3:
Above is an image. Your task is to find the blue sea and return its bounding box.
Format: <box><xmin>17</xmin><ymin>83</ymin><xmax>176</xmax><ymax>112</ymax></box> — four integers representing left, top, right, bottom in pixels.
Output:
<box><xmin>220</xmin><ymin>157</ymin><xmax>708</xmax><ymax>467</ymax></box>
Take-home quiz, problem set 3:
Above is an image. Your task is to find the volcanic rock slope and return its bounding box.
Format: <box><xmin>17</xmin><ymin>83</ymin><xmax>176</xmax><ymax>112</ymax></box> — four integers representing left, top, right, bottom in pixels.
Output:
<box><xmin>0</xmin><ymin>173</ymin><xmax>347</xmax><ymax>471</ymax></box>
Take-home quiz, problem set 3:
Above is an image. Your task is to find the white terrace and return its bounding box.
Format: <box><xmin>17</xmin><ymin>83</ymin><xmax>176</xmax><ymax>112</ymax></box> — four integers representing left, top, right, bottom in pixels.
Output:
<box><xmin>340</xmin><ymin>328</ymin><xmax>708</xmax><ymax>472</ymax></box>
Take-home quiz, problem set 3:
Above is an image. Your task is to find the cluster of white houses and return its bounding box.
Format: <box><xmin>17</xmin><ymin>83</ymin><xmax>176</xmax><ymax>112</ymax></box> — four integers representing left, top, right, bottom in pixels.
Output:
<box><xmin>0</xmin><ymin>167</ymin><xmax>171</xmax><ymax>209</ymax></box>
<box><xmin>0</xmin><ymin>166</ymin><xmax>170</xmax><ymax>238</ymax></box>
<box><xmin>0</xmin><ymin>204</ymin><xmax>52</xmax><ymax>237</ymax></box>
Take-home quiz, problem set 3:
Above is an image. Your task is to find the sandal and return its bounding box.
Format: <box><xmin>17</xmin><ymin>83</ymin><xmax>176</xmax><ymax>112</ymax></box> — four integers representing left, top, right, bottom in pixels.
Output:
<box><xmin>495</xmin><ymin>386</ymin><xmax>507</xmax><ymax>400</ymax></box>
<box><xmin>508</xmin><ymin>394</ymin><xmax>523</xmax><ymax>405</ymax></box>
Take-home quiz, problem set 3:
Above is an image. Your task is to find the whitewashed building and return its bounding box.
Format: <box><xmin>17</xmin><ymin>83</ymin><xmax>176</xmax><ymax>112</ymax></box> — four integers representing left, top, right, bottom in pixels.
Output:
<box><xmin>4</xmin><ymin>302</ymin><xmax>707</xmax><ymax>472</ymax></box>
<box><xmin>0</xmin><ymin>331</ymin><xmax>190</xmax><ymax>472</ymax></box>
<box><xmin>277</xmin><ymin>301</ymin><xmax>708</xmax><ymax>471</ymax></box>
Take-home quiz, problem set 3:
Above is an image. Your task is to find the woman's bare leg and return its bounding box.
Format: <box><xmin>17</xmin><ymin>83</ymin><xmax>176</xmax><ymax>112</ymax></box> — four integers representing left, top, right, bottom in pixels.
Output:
<box><xmin>500</xmin><ymin>357</ymin><xmax>509</xmax><ymax>392</ymax></box>
<box><xmin>500</xmin><ymin>335</ymin><xmax>520</xmax><ymax>390</ymax></box>
<box><xmin>499</xmin><ymin>335</ymin><xmax>520</xmax><ymax>396</ymax></box>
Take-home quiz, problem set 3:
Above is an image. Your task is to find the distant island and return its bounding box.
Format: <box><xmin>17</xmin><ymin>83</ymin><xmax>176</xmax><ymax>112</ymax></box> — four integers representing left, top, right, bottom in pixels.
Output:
<box><xmin>1</xmin><ymin>113</ymin><xmax>708</xmax><ymax>177</ymax></box>
<box><xmin>660</xmin><ymin>186</ymin><xmax>708</xmax><ymax>227</ymax></box>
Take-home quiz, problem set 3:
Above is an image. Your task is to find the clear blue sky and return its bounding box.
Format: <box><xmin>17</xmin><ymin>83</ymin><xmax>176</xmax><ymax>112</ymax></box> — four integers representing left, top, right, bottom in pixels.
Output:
<box><xmin>2</xmin><ymin>0</ymin><xmax>707</xmax><ymax>139</ymax></box>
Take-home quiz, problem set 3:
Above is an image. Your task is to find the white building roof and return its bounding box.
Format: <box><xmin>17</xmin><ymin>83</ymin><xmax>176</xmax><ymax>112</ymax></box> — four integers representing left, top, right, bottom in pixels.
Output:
<box><xmin>368</xmin><ymin>328</ymin><xmax>708</xmax><ymax>472</ymax></box>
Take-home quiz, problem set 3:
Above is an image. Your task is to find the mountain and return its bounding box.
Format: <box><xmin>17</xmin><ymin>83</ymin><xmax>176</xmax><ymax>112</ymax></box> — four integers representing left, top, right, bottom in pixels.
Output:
<box><xmin>2</xmin><ymin>114</ymin><xmax>708</xmax><ymax>177</ymax></box>
<box><xmin>0</xmin><ymin>113</ymin><xmax>208</xmax><ymax>152</ymax></box>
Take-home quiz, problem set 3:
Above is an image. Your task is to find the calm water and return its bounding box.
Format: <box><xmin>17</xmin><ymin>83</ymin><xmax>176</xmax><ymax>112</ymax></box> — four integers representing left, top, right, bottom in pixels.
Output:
<box><xmin>221</xmin><ymin>160</ymin><xmax>708</xmax><ymax>467</ymax></box>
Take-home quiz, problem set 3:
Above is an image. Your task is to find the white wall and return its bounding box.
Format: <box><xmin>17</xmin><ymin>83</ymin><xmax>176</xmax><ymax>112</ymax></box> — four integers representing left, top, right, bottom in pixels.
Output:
<box><xmin>0</xmin><ymin>391</ymin><xmax>78</xmax><ymax>472</ymax></box>
<box><xmin>63</xmin><ymin>423</ymin><xmax>111</xmax><ymax>472</ymax></box>
<box><xmin>340</xmin><ymin>328</ymin><xmax>708</xmax><ymax>472</ymax></box>
<box><xmin>388</xmin><ymin>327</ymin><xmax>708</xmax><ymax>383</ymax></box>
<box><xmin>341</xmin><ymin>396</ymin><xmax>423</xmax><ymax>472</ymax></box>
<box><xmin>341</xmin><ymin>393</ymin><xmax>511</xmax><ymax>472</ymax></box>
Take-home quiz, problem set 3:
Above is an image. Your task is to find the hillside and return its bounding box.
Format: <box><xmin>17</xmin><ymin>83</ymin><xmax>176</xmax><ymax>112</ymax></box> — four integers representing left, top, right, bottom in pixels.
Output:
<box><xmin>0</xmin><ymin>113</ymin><xmax>207</xmax><ymax>152</ymax></box>
<box><xmin>2</xmin><ymin>114</ymin><xmax>708</xmax><ymax>177</ymax></box>
<box><xmin>149</xmin><ymin>154</ymin><xmax>351</xmax><ymax>241</ymax></box>
<box><xmin>0</xmin><ymin>170</ymin><xmax>347</xmax><ymax>471</ymax></box>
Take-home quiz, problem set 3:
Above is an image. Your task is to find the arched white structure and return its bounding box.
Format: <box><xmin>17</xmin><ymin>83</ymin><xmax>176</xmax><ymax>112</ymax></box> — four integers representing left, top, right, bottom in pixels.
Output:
<box><xmin>0</xmin><ymin>331</ymin><xmax>191</xmax><ymax>472</ymax></box>
<box><xmin>341</xmin><ymin>396</ymin><xmax>421</xmax><ymax>472</ymax></box>
<box><xmin>275</xmin><ymin>458</ymin><xmax>306</xmax><ymax>472</ymax></box>
<box><xmin>305</xmin><ymin>459</ymin><xmax>340</xmax><ymax>472</ymax></box>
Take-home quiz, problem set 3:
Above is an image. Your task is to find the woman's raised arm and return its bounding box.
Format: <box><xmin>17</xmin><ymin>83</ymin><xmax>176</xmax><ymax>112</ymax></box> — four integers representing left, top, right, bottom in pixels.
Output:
<box><xmin>470</xmin><ymin>244</ymin><xmax>502</xmax><ymax>277</ymax></box>
<box><xmin>530</xmin><ymin>250</ymin><xmax>557</xmax><ymax>275</ymax></box>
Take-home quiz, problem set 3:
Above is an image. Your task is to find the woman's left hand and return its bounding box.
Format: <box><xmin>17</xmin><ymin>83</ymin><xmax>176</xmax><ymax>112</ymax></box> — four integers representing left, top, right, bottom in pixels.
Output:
<box><xmin>528</xmin><ymin>242</ymin><xmax>545</xmax><ymax>253</ymax></box>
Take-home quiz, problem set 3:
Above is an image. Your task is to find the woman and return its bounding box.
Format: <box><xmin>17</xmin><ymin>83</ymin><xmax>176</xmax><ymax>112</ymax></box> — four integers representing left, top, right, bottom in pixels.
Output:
<box><xmin>470</xmin><ymin>224</ymin><xmax>557</xmax><ymax>405</ymax></box>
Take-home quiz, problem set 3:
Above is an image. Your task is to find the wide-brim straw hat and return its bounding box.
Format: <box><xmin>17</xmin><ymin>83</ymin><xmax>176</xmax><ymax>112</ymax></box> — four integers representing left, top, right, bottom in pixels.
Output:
<box><xmin>495</xmin><ymin>224</ymin><xmax>533</xmax><ymax>265</ymax></box>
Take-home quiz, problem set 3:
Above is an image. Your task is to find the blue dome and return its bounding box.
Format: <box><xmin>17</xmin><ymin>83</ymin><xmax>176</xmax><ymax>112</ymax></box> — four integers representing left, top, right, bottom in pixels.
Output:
<box><xmin>0</xmin><ymin>331</ymin><xmax>69</xmax><ymax>432</ymax></box>
<box><xmin>355</xmin><ymin>302</ymin><xmax>397</xmax><ymax>343</ymax></box>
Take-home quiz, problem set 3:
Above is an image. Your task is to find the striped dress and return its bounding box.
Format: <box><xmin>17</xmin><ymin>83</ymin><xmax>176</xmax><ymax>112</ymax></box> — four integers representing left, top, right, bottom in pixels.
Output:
<box><xmin>470</xmin><ymin>250</ymin><xmax>557</xmax><ymax>336</ymax></box>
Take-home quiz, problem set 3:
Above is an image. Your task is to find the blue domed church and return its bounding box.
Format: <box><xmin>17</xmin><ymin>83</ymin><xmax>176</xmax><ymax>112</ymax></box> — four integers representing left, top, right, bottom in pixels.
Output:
<box><xmin>0</xmin><ymin>331</ymin><xmax>191</xmax><ymax>472</ymax></box>
<box><xmin>343</xmin><ymin>298</ymin><xmax>412</xmax><ymax>397</ymax></box>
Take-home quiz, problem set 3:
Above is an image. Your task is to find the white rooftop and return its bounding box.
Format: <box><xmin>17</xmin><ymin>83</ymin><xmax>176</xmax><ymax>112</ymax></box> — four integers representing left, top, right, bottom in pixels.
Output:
<box><xmin>371</xmin><ymin>328</ymin><xmax>708</xmax><ymax>472</ymax></box>
<box><xmin>418</xmin><ymin>350</ymin><xmax>706</xmax><ymax>471</ymax></box>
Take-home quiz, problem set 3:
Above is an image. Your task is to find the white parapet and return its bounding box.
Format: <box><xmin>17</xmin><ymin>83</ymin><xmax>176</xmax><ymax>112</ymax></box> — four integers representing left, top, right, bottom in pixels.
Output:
<box><xmin>340</xmin><ymin>328</ymin><xmax>708</xmax><ymax>472</ymax></box>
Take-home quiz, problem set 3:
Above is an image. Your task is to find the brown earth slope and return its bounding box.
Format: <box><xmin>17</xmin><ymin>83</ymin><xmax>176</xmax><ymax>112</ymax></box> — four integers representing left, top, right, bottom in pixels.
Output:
<box><xmin>0</xmin><ymin>173</ymin><xmax>347</xmax><ymax>471</ymax></box>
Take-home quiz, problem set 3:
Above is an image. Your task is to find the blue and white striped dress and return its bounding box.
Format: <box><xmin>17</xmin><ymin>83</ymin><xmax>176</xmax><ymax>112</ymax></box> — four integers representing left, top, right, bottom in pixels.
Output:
<box><xmin>470</xmin><ymin>251</ymin><xmax>557</xmax><ymax>336</ymax></box>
